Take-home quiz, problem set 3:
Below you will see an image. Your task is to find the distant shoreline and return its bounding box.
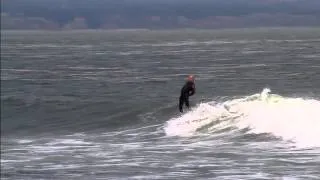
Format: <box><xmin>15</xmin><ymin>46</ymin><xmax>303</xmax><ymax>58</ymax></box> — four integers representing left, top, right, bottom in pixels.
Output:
<box><xmin>2</xmin><ymin>26</ymin><xmax>320</xmax><ymax>33</ymax></box>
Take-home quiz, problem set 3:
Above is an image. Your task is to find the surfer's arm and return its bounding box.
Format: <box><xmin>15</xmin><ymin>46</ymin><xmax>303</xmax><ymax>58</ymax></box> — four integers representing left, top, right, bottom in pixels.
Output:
<box><xmin>189</xmin><ymin>85</ymin><xmax>195</xmax><ymax>96</ymax></box>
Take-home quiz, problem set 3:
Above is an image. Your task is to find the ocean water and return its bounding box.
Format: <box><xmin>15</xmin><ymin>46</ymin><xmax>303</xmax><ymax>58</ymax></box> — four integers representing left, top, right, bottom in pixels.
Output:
<box><xmin>1</xmin><ymin>28</ymin><xmax>320</xmax><ymax>180</ymax></box>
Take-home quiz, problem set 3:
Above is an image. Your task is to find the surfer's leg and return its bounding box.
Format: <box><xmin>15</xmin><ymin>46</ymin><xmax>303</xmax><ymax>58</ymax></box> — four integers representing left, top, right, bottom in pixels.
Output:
<box><xmin>185</xmin><ymin>96</ymin><xmax>190</xmax><ymax>109</ymax></box>
<box><xmin>179</xmin><ymin>96</ymin><xmax>184</xmax><ymax>112</ymax></box>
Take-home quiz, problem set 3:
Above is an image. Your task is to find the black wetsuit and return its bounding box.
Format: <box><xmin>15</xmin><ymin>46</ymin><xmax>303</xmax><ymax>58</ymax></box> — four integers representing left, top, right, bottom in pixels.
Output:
<box><xmin>179</xmin><ymin>81</ymin><xmax>195</xmax><ymax>112</ymax></box>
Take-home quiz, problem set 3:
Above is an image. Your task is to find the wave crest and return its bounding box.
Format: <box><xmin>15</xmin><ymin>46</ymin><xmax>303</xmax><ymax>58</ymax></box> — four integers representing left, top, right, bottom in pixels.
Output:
<box><xmin>164</xmin><ymin>88</ymin><xmax>320</xmax><ymax>148</ymax></box>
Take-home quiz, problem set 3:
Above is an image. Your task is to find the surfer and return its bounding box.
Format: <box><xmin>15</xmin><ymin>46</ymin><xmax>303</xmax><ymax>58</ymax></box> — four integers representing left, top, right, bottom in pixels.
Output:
<box><xmin>179</xmin><ymin>75</ymin><xmax>196</xmax><ymax>113</ymax></box>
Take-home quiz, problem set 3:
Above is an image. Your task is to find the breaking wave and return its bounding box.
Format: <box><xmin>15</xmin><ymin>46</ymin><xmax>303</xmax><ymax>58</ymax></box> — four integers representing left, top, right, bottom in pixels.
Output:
<box><xmin>164</xmin><ymin>88</ymin><xmax>320</xmax><ymax>148</ymax></box>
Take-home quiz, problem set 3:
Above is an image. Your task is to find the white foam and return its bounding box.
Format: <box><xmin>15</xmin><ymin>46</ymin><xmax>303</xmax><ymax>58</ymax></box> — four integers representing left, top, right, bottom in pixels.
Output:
<box><xmin>46</xmin><ymin>139</ymin><xmax>92</xmax><ymax>145</ymax></box>
<box><xmin>164</xmin><ymin>104</ymin><xmax>214</xmax><ymax>137</ymax></box>
<box><xmin>128</xmin><ymin>40</ymin><xmax>244</xmax><ymax>47</ymax></box>
<box><xmin>235</xmin><ymin>94</ymin><xmax>320</xmax><ymax>148</ymax></box>
<box><xmin>118</xmin><ymin>50</ymin><xmax>144</xmax><ymax>55</ymax></box>
<box><xmin>16</xmin><ymin>139</ymin><xmax>33</xmax><ymax>144</ymax></box>
<box><xmin>164</xmin><ymin>88</ymin><xmax>320</xmax><ymax>148</ymax></box>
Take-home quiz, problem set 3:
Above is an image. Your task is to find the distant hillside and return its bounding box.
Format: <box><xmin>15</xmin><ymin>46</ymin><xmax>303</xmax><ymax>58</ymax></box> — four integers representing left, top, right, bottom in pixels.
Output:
<box><xmin>1</xmin><ymin>0</ymin><xmax>320</xmax><ymax>29</ymax></box>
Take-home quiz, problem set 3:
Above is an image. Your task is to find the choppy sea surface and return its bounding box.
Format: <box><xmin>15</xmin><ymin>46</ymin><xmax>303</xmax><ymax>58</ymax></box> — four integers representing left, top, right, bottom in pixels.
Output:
<box><xmin>1</xmin><ymin>28</ymin><xmax>320</xmax><ymax>179</ymax></box>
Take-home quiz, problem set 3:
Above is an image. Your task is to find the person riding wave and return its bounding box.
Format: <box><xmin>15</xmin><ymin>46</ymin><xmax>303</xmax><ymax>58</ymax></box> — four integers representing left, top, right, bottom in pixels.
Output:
<box><xmin>179</xmin><ymin>75</ymin><xmax>196</xmax><ymax>113</ymax></box>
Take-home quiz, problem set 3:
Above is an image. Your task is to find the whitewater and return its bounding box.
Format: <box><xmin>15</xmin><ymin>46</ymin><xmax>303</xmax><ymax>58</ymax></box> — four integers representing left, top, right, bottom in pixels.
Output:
<box><xmin>165</xmin><ymin>88</ymin><xmax>320</xmax><ymax>148</ymax></box>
